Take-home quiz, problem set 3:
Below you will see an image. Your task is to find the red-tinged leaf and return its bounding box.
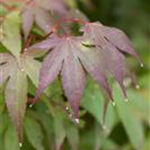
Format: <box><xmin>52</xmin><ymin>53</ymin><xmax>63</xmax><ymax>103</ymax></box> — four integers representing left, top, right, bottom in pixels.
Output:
<box><xmin>0</xmin><ymin>51</ymin><xmax>42</xmax><ymax>143</ymax></box>
<box><xmin>22</xmin><ymin>7</ymin><xmax>34</xmax><ymax>39</ymax></box>
<box><xmin>81</xmin><ymin>22</ymin><xmax>142</xmax><ymax>98</ymax></box>
<box><xmin>5</xmin><ymin>62</ymin><xmax>27</xmax><ymax>143</ymax></box>
<box><xmin>35</xmin><ymin>38</ymin><xmax>67</xmax><ymax>100</ymax></box>
<box><xmin>37</xmin><ymin>0</ymin><xmax>69</xmax><ymax>15</ymax></box>
<box><xmin>102</xmin><ymin>46</ymin><xmax>127</xmax><ymax>98</ymax></box>
<box><xmin>22</xmin><ymin>5</ymin><xmax>53</xmax><ymax>38</ymax></box>
<box><xmin>31</xmin><ymin>36</ymin><xmax>113</xmax><ymax>117</ymax></box>
<box><xmin>20</xmin><ymin>0</ymin><xmax>72</xmax><ymax>38</ymax></box>
<box><xmin>31</xmin><ymin>21</ymin><xmax>140</xmax><ymax>118</ymax></box>
<box><xmin>94</xmin><ymin>36</ymin><xmax>127</xmax><ymax>98</ymax></box>
<box><xmin>61</xmin><ymin>45</ymin><xmax>86</xmax><ymax>119</ymax></box>
<box><xmin>34</xmin><ymin>7</ymin><xmax>53</xmax><ymax>33</ymax></box>
<box><xmin>0</xmin><ymin>64</ymin><xmax>9</xmax><ymax>86</ymax></box>
<box><xmin>29</xmin><ymin>37</ymin><xmax>61</xmax><ymax>51</ymax></box>
<box><xmin>0</xmin><ymin>53</ymin><xmax>11</xmax><ymax>64</ymax></box>
<box><xmin>76</xmin><ymin>44</ymin><xmax>113</xmax><ymax>101</ymax></box>
<box><xmin>102</xmin><ymin>26</ymin><xmax>141</xmax><ymax>62</ymax></box>
<box><xmin>0</xmin><ymin>53</ymin><xmax>11</xmax><ymax>86</ymax></box>
<box><xmin>82</xmin><ymin>22</ymin><xmax>141</xmax><ymax>63</ymax></box>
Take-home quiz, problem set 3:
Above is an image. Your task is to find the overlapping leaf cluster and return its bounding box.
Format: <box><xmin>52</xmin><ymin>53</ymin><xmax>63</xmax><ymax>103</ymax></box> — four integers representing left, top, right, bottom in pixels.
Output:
<box><xmin>0</xmin><ymin>12</ymin><xmax>44</xmax><ymax>143</ymax></box>
<box><xmin>30</xmin><ymin>21</ymin><xmax>142</xmax><ymax>120</ymax></box>
<box><xmin>0</xmin><ymin>0</ymin><xmax>147</xmax><ymax>150</ymax></box>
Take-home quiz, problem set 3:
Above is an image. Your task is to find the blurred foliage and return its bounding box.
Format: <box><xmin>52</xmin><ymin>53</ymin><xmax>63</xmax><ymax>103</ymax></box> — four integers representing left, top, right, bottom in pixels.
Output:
<box><xmin>0</xmin><ymin>0</ymin><xmax>150</xmax><ymax>150</ymax></box>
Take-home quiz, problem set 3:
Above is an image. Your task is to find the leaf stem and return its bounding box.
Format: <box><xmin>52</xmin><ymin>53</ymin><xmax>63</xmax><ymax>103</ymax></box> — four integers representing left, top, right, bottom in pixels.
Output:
<box><xmin>50</xmin><ymin>18</ymin><xmax>89</xmax><ymax>37</ymax></box>
<box><xmin>21</xmin><ymin>35</ymin><xmax>34</xmax><ymax>54</ymax></box>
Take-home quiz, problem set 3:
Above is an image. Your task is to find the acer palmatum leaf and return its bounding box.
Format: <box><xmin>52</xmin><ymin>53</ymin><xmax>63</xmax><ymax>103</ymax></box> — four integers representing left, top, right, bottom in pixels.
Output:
<box><xmin>81</xmin><ymin>22</ymin><xmax>142</xmax><ymax>98</ymax></box>
<box><xmin>36</xmin><ymin>0</ymin><xmax>69</xmax><ymax>14</ymax></box>
<box><xmin>0</xmin><ymin>53</ymin><xmax>27</xmax><ymax>143</ymax></box>
<box><xmin>22</xmin><ymin>0</ymin><xmax>69</xmax><ymax>38</ymax></box>
<box><xmin>0</xmin><ymin>50</ymin><xmax>42</xmax><ymax>143</ymax></box>
<box><xmin>30</xmin><ymin>20</ymin><xmax>142</xmax><ymax>119</ymax></box>
<box><xmin>1</xmin><ymin>11</ymin><xmax>22</xmax><ymax>58</ymax></box>
<box><xmin>22</xmin><ymin>4</ymin><xmax>53</xmax><ymax>38</ymax></box>
<box><xmin>30</xmin><ymin>36</ymin><xmax>113</xmax><ymax>119</ymax></box>
<box><xmin>81</xmin><ymin>22</ymin><xmax>142</xmax><ymax>64</ymax></box>
<box><xmin>61</xmin><ymin>44</ymin><xmax>86</xmax><ymax>118</ymax></box>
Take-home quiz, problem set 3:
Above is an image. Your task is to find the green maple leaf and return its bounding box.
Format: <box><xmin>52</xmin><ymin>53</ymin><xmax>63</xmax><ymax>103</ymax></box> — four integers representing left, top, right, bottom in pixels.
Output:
<box><xmin>0</xmin><ymin>11</ymin><xmax>43</xmax><ymax>144</ymax></box>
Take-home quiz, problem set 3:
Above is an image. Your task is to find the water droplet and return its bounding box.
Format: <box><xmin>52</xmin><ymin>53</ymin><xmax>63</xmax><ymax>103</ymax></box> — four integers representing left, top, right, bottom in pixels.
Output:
<box><xmin>19</xmin><ymin>143</ymin><xmax>22</xmax><ymax>147</ymax></box>
<box><xmin>65</xmin><ymin>107</ymin><xmax>69</xmax><ymax>111</ymax></box>
<box><xmin>69</xmin><ymin>113</ymin><xmax>73</xmax><ymax>118</ymax></box>
<box><xmin>124</xmin><ymin>98</ymin><xmax>129</xmax><ymax>102</ymax></box>
<box><xmin>112</xmin><ymin>102</ymin><xmax>116</xmax><ymax>106</ymax></box>
<box><xmin>135</xmin><ymin>85</ymin><xmax>140</xmax><ymax>89</ymax></box>
<box><xmin>29</xmin><ymin>104</ymin><xmax>33</xmax><ymax>108</ymax></box>
<box><xmin>102</xmin><ymin>124</ymin><xmax>110</xmax><ymax>133</ymax></box>
<box><xmin>46</xmin><ymin>25</ymin><xmax>49</xmax><ymax>28</ymax></box>
<box><xmin>21</xmin><ymin>68</ymin><xmax>24</xmax><ymax>72</ymax></box>
<box><xmin>140</xmin><ymin>63</ymin><xmax>144</xmax><ymax>67</ymax></box>
<box><xmin>24</xmin><ymin>48</ymin><xmax>28</xmax><ymax>52</ymax></box>
<box><xmin>74</xmin><ymin>118</ymin><xmax>79</xmax><ymax>124</ymax></box>
<box><xmin>102</xmin><ymin>124</ymin><xmax>107</xmax><ymax>130</ymax></box>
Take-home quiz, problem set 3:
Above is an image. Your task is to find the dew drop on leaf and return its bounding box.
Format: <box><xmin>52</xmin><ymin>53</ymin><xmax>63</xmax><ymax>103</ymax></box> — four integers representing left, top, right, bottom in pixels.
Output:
<box><xmin>65</xmin><ymin>107</ymin><xmax>69</xmax><ymax>111</ymax></box>
<box><xmin>74</xmin><ymin>118</ymin><xmax>80</xmax><ymax>125</ymax></box>
<box><xmin>65</xmin><ymin>106</ymin><xmax>74</xmax><ymax>121</ymax></box>
<box><xmin>24</xmin><ymin>48</ymin><xmax>28</xmax><ymax>52</ymax></box>
<box><xmin>102</xmin><ymin>124</ymin><xmax>110</xmax><ymax>133</ymax></box>
<box><xmin>21</xmin><ymin>69</ymin><xmax>25</xmax><ymax>72</ymax></box>
<box><xmin>124</xmin><ymin>98</ymin><xmax>129</xmax><ymax>102</ymax></box>
<box><xmin>102</xmin><ymin>124</ymin><xmax>108</xmax><ymax>130</ymax></box>
<box><xmin>19</xmin><ymin>143</ymin><xmax>22</xmax><ymax>147</ymax></box>
<box><xmin>29</xmin><ymin>104</ymin><xmax>33</xmax><ymax>108</ymax></box>
<box><xmin>135</xmin><ymin>85</ymin><xmax>140</xmax><ymax>89</ymax></box>
<box><xmin>140</xmin><ymin>63</ymin><xmax>144</xmax><ymax>68</ymax></box>
<box><xmin>112</xmin><ymin>101</ymin><xmax>116</xmax><ymax>106</ymax></box>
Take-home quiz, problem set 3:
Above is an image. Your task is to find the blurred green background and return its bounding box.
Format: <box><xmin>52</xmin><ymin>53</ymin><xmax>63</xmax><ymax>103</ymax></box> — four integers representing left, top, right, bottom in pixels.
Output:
<box><xmin>0</xmin><ymin>0</ymin><xmax>149</xmax><ymax>150</ymax></box>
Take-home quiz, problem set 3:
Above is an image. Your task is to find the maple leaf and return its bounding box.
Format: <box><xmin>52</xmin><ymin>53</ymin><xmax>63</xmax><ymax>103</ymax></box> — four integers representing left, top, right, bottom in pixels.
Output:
<box><xmin>0</xmin><ymin>50</ymin><xmax>42</xmax><ymax>144</ymax></box>
<box><xmin>30</xmin><ymin>36</ymin><xmax>113</xmax><ymax>119</ymax></box>
<box><xmin>21</xmin><ymin>0</ymin><xmax>53</xmax><ymax>38</ymax></box>
<box><xmin>81</xmin><ymin>22</ymin><xmax>143</xmax><ymax>98</ymax></box>
<box><xmin>0</xmin><ymin>11</ymin><xmax>21</xmax><ymax>58</ymax></box>
<box><xmin>81</xmin><ymin>22</ymin><xmax>142</xmax><ymax>63</ymax></box>
<box><xmin>0</xmin><ymin>11</ymin><xmax>44</xmax><ymax>144</ymax></box>
<box><xmin>21</xmin><ymin>0</ymin><xmax>69</xmax><ymax>38</ymax></box>
<box><xmin>29</xmin><ymin>21</ymin><xmax>142</xmax><ymax>120</ymax></box>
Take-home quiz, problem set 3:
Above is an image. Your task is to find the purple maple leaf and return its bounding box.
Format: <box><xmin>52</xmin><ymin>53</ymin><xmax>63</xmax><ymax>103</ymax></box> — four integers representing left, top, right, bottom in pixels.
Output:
<box><xmin>81</xmin><ymin>22</ymin><xmax>143</xmax><ymax>97</ymax></box>
<box><xmin>29</xmin><ymin>21</ymin><xmax>141</xmax><ymax>120</ymax></box>
<box><xmin>22</xmin><ymin>0</ymin><xmax>68</xmax><ymax>38</ymax></box>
